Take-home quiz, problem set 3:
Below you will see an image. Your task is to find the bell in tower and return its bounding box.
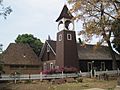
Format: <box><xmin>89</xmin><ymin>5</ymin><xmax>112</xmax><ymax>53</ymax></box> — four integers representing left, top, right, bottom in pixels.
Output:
<box><xmin>56</xmin><ymin>5</ymin><xmax>79</xmax><ymax>69</ymax></box>
<box><xmin>56</xmin><ymin>5</ymin><xmax>74</xmax><ymax>31</ymax></box>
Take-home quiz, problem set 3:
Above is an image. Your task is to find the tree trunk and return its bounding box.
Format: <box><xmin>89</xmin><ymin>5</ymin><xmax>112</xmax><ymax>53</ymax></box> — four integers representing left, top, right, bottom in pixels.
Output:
<box><xmin>99</xmin><ymin>3</ymin><xmax>117</xmax><ymax>70</ymax></box>
<box><xmin>107</xmin><ymin>40</ymin><xmax>117</xmax><ymax>70</ymax></box>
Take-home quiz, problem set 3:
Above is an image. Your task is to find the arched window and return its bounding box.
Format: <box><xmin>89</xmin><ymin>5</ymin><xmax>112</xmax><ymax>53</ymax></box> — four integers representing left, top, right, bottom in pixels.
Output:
<box><xmin>67</xmin><ymin>34</ymin><xmax>72</xmax><ymax>40</ymax></box>
<box><xmin>59</xmin><ymin>34</ymin><xmax>62</xmax><ymax>41</ymax></box>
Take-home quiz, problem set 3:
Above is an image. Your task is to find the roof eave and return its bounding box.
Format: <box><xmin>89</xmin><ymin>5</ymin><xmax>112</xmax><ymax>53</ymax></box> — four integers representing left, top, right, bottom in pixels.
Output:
<box><xmin>56</xmin><ymin>5</ymin><xmax>74</xmax><ymax>22</ymax></box>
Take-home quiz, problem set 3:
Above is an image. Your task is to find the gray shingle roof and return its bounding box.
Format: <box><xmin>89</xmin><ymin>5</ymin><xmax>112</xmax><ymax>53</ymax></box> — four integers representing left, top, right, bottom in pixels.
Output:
<box><xmin>77</xmin><ymin>44</ymin><xmax>120</xmax><ymax>60</ymax></box>
<box><xmin>42</xmin><ymin>40</ymin><xmax>120</xmax><ymax>60</ymax></box>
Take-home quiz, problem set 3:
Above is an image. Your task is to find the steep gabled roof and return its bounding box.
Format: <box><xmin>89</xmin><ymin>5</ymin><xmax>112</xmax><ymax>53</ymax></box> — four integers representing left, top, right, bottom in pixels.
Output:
<box><xmin>77</xmin><ymin>44</ymin><xmax>120</xmax><ymax>60</ymax></box>
<box><xmin>56</xmin><ymin>5</ymin><xmax>73</xmax><ymax>22</ymax></box>
<box><xmin>39</xmin><ymin>40</ymin><xmax>56</xmax><ymax>59</ymax></box>
<box><xmin>2</xmin><ymin>43</ymin><xmax>41</xmax><ymax>65</ymax></box>
<box><xmin>40</xmin><ymin>40</ymin><xmax>120</xmax><ymax>60</ymax></box>
<box><xmin>46</xmin><ymin>40</ymin><xmax>56</xmax><ymax>54</ymax></box>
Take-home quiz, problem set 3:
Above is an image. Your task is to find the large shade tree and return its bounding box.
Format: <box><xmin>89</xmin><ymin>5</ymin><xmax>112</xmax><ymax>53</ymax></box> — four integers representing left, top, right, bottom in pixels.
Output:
<box><xmin>112</xmin><ymin>19</ymin><xmax>120</xmax><ymax>53</ymax></box>
<box><xmin>67</xmin><ymin>0</ymin><xmax>120</xmax><ymax>70</ymax></box>
<box><xmin>0</xmin><ymin>0</ymin><xmax>12</xmax><ymax>19</ymax></box>
<box><xmin>15</xmin><ymin>34</ymin><xmax>43</xmax><ymax>56</ymax></box>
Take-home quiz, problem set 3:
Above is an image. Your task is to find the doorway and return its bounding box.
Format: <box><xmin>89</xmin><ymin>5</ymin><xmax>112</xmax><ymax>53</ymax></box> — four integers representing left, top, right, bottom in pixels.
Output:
<box><xmin>101</xmin><ymin>62</ymin><xmax>105</xmax><ymax>71</ymax></box>
<box><xmin>87</xmin><ymin>62</ymin><xmax>92</xmax><ymax>72</ymax></box>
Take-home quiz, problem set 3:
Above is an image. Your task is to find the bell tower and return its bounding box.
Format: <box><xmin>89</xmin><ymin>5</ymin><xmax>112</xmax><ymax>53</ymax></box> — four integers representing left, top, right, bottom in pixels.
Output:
<box><xmin>56</xmin><ymin>5</ymin><xmax>79</xmax><ymax>69</ymax></box>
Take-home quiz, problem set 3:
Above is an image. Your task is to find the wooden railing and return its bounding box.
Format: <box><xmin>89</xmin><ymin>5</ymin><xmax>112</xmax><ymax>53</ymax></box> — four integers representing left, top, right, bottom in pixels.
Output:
<box><xmin>0</xmin><ymin>73</ymin><xmax>80</xmax><ymax>81</ymax></box>
<box><xmin>0</xmin><ymin>70</ymin><xmax>120</xmax><ymax>82</ymax></box>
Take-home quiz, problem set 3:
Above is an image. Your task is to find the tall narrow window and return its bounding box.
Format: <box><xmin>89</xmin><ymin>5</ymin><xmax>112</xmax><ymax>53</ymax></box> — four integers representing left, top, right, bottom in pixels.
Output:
<box><xmin>59</xmin><ymin>34</ymin><xmax>62</xmax><ymax>41</ymax></box>
<box><xmin>87</xmin><ymin>62</ymin><xmax>92</xmax><ymax>72</ymax></box>
<box><xmin>67</xmin><ymin>34</ymin><xmax>72</xmax><ymax>40</ymax></box>
<box><xmin>43</xmin><ymin>63</ymin><xmax>47</xmax><ymax>70</ymax></box>
<box><xmin>47</xmin><ymin>45</ymin><xmax>50</xmax><ymax>52</ymax></box>
<box><xmin>101</xmin><ymin>62</ymin><xmax>105</xmax><ymax>71</ymax></box>
<box><xmin>50</xmin><ymin>63</ymin><xmax>54</xmax><ymax>69</ymax></box>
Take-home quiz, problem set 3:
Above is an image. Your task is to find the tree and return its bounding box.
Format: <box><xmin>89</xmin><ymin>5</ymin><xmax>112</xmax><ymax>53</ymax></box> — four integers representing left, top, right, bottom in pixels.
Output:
<box><xmin>0</xmin><ymin>0</ymin><xmax>12</xmax><ymax>19</ymax></box>
<box><xmin>67</xmin><ymin>0</ymin><xmax>120</xmax><ymax>69</ymax></box>
<box><xmin>112</xmin><ymin>19</ymin><xmax>120</xmax><ymax>53</ymax></box>
<box><xmin>15</xmin><ymin>34</ymin><xmax>43</xmax><ymax>56</ymax></box>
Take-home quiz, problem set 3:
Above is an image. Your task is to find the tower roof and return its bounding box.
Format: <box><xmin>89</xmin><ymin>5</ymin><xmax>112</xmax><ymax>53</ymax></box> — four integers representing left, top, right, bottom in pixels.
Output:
<box><xmin>56</xmin><ymin>5</ymin><xmax>73</xmax><ymax>22</ymax></box>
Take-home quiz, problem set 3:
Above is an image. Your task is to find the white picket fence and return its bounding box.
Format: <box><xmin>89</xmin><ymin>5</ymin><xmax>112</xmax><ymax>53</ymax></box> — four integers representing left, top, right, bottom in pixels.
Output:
<box><xmin>96</xmin><ymin>70</ymin><xmax>120</xmax><ymax>75</ymax></box>
<box><xmin>0</xmin><ymin>73</ymin><xmax>80</xmax><ymax>81</ymax></box>
<box><xmin>0</xmin><ymin>70</ymin><xmax>120</xmax><ymax>81</ymax></box>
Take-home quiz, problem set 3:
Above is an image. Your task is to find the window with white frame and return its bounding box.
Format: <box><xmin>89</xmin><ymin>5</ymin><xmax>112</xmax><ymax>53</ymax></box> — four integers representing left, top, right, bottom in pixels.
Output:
<box><xmin>67</xmin><ymin>34</ymin><xmax>72</xmax><ymax>40</ymax></box>
<box><xmin>47</xmin><ymin>45</ymin><xmax>50</xmax><ymax>52</ymax></box>
<box><xmin>43</xmin><ymin>63</ymin><xmax>47</xmax><ymax>70</ymax></box>
<box><xmin>50</xmin><ymin>63</ymin><xmax>54</xmax><ymax>69</ymax></box>
<box><xmin>59</xmin><ymin>34</ymin><xmax>62</xmax><ymax>41</ymax></box>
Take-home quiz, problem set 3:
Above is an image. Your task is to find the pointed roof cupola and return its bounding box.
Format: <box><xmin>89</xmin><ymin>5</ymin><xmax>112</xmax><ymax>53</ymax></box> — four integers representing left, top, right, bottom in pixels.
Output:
<box><xmin>56</xmin><ymin>5</ymin><xmax>73</xmax><ymax>22</ymax></box>
<box><xmin>56</xmin><ymin>5</ymin><xmax>75</xmax><ymax>31</ymax></box>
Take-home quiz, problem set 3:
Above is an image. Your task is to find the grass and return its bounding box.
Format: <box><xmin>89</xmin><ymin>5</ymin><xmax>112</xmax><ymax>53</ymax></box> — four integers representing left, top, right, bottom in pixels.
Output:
<box><xmin>0</xmin><ymin>78</ymin><xmax>117</xmax><ymax>90</ymax></box>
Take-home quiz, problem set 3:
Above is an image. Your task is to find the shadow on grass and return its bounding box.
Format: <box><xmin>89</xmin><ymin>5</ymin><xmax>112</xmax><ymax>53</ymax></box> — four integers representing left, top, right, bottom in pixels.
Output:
<box><xmin>0</xmin><ymin>81</ymin><xmax>12</xmax><ymax>90</ymax></box>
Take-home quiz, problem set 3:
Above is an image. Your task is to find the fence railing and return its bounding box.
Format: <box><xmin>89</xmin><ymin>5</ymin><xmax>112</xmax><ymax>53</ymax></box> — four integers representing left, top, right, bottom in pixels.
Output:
<box><xmin>0</xmin><ymin>70</ymin><xmax>120</xmax><ymax>82</ymax></box>
<box><xmin>96</xmin><ymin>70</ymin><xmax>120</xmax><ymax>75</ymax></box>
<box><xmin>0</xmin><ymin>73</ymin><xmax>80</xmax><ymax>81</ymax></box>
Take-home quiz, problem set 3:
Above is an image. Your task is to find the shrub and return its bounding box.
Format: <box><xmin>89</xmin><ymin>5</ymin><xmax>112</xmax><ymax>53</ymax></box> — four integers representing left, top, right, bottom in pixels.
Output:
<box><xmin>25</xmin><ymin>80</ymin><xmax>32</xmax><ymax>83</ymax></box>
<box><xmin>42</xmin><ymin>69</ymin><xmax>56</xmax><ymax>74</ymax></box>
<box><xmin>76</xmin><ymin>77</ymin><xmax>83</xmax><ymax>83</ymax></box>
<box><xmin>41</xmin><ymin>67</ymin><xmax>79</xmax><ymax>74</ymax></box>
<box><xmin>63</xmin><ymin>67</ymin><xmax>78</xmax><ymax>73</ymax></box>
<box><xmin>53</xmin><ymin>78</ymin><xmax>66</xmax><ymax>84</ymax></box>
<box><xmin>66</xmin><ymin>78</ymin><xmax>76</xmax><ymax>83</ymax></box>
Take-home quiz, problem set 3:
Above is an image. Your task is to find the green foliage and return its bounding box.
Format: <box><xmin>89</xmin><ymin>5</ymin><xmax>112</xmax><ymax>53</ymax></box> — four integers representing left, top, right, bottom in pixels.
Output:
<box><xmin>67</xmin><ymin>0</ymin><xmax>119</xmax><ymax>69</ymax></box>
<box><xmin>15</xmin><ymin>34</ymin><xmax>43</xmax><ymax>56</ymax></box>
<box><xmin>25</xmin><ymin>80</ymin><xmax>32</xmax><ymax>84</ymax></box>
<box><xmin>67</xmin><ymin>0</ymin><xmax>120</xmax><ymax>43</ymax></box>
<box><xmin>76</xmin><ymin>77</ymin><xmax>83</xmax><ymax>83</ymax></box>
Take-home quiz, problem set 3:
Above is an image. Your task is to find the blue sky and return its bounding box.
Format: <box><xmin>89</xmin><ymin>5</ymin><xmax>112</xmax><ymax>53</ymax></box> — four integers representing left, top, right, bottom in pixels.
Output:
<box><xmin>0</xmin><ymin>0</ymin><xmax>83</xmax><ymax>50</ymax></box>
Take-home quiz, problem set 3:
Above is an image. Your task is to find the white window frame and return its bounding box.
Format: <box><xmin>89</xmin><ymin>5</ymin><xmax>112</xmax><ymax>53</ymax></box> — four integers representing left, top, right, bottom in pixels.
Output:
<box><xmin>67</xmin><ymin>34</ymin><xmax>72</xmax><ymax>40</ymax></box>
<box><xmin>47</xmin><ymin>45</ymin><xmax>50</xmax><ymax>52</ymax></box>
<box><xmin>50</xmin><ymin>63</ymin><xmax>54</xmax><ymax>69</ymax></box>
<box><xmin>59</xmin><ymin>34</ymin><xmax>62</xmax><ymax>41</ymax></box>
<box><xmin>43</xmin><ymin>63</ymin><xmax>47</xmax><ymax>70</ymax></box>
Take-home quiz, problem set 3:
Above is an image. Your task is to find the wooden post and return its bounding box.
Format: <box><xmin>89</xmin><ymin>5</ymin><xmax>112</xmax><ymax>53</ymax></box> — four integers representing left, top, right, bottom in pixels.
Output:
<box><xmin>90</xmin><ymin>70</ymin><xmax>92</xmax><ymax>78</ymax></box>
<box><xmin>79</xmin><ymin>70</ymin><xmax>82</xmax><ymax>77</ymax></box>
<box><xmin>106</xmin><ymin>69</ymin><xmax>108</xmax><ymax>74</ymax></box>
<box><xmin>40</xmin><ymin>72</ymin><xmax>42</xmax><ymax>81</ymax></box>
<box><xmin>106</xmin><ymin>69</ymin><xmax>108</xmax><ymax>71</ymax></box>
<box><xmin>94</xmin><ymin>70</ymin><xmax>96</xmax><ymax>77</ymax></box>
<box><xmin>117</xmin><ymin>68</ymin><xmax>119</xmax><ymax>76</ymax></box>
<box><xmin>62</xmin><ymin>71</ymin><xmax>63</xmax><ymax>79</ymax></box>
<box><xmin>29</xmin><ymin>74</ymin><xmax>31</xmax><ymax>81</ymax></box>
<box><xmin>14</xmin><ymin>72</ymin><xmax>16</xmax><ymax>84</ymax></box>
<box><xmin>80</xmin><ymin>70</ymin><xmax>82</xmax><ymax>74</ymax></box>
